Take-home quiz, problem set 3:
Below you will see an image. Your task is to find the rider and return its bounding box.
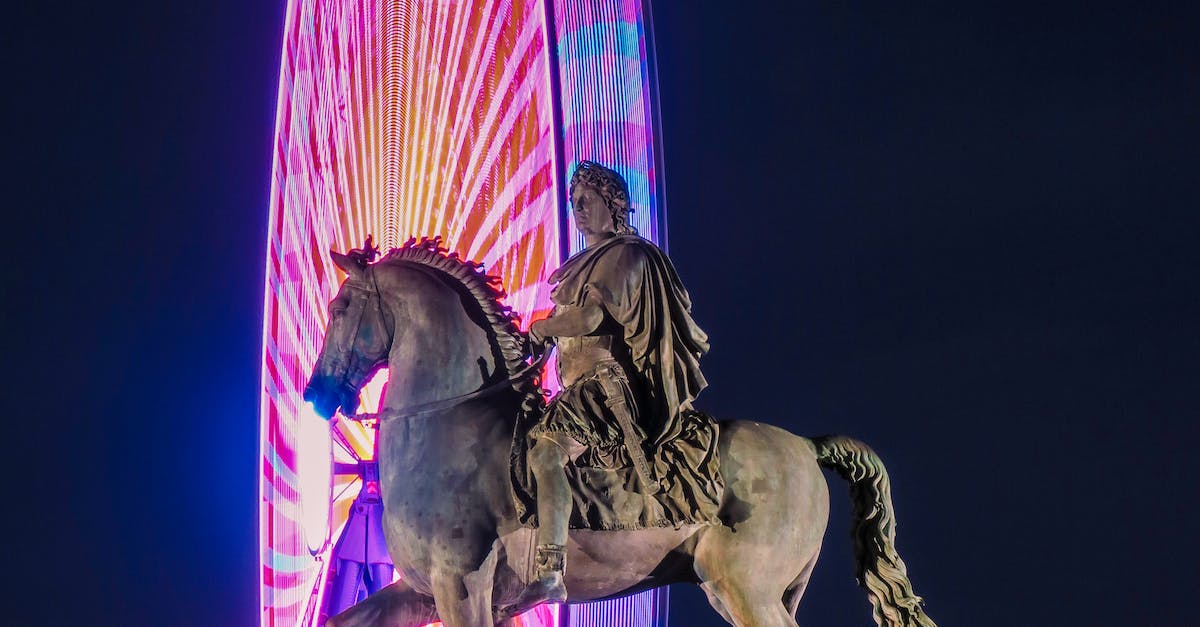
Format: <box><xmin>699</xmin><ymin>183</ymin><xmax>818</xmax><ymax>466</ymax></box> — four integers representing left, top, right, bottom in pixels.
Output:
<box><xmin>517</xmin><ymin>161</ymin><xmax>716</xmax><ymax>607</ymax></box>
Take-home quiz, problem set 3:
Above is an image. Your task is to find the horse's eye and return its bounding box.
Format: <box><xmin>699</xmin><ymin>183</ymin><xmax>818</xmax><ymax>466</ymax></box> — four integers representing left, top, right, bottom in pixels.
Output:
<box><xmin>331</xmin><ymin>308</ymin><xmax>346</xmax><ymax>319</ymax></box>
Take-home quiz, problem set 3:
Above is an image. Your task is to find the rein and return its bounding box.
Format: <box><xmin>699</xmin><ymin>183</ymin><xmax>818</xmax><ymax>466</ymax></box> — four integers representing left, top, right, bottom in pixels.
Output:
<box><xmin>343</xmin><ymin>349</ymin><xmax>551</xmax><ymax>423</ymax></box>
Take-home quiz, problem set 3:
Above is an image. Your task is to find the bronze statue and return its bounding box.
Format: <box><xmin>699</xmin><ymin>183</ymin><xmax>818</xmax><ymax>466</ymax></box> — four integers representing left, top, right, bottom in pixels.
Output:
<box><xmin>303</xmin><ymin>163</ymin><xmax>935</xmax><ymax>627</ymax></box>
<box><xmin>513</xmin><ymin>161</ymin><xmax>723</xmax><ymax>610</ymax></box>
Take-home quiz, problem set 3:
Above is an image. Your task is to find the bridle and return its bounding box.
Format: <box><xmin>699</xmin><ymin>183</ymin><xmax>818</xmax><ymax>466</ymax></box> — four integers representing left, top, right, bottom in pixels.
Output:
<box><xmin>325</xmin><ymin>264</ymin><xmax>549</xmax><ymax>424</ymax></box>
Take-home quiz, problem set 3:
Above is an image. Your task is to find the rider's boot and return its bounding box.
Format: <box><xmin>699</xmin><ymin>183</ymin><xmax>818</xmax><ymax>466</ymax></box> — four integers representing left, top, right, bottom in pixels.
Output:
<box><xmin>532</xmin><ymin>544</ymin><xmax>568</xmax><ymax>601</ymax></box>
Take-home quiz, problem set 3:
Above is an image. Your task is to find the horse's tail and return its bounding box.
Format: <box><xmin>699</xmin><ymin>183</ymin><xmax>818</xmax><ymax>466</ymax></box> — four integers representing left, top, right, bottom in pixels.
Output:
<box><xmin>811</xmin><ymin>435</ymin><xmax>936</xmax><ymax>627</ymax></box>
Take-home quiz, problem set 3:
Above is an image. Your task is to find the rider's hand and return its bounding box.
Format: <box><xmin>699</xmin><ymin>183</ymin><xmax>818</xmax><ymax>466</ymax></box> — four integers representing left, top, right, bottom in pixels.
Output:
<box><xmin>528</xmin><ymin>320</ymin><xmax>551</xmax><ymax>352</ymax></box>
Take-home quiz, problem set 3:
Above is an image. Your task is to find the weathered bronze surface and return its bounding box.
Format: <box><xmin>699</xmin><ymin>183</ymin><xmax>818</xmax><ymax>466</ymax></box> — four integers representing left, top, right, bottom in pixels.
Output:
<box><xmin>508</xmin><ymin>162</ymin><xmax>725</xmax><ymax>612</ymax></box>
<box><xmin>302</xmin><ymin>163</ymin><xmax>935</xmax><ymax>627</ymax></box>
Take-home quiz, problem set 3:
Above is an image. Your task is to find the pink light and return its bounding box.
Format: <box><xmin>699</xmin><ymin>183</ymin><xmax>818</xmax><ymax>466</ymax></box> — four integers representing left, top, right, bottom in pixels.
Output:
<box><xmin>262</xmin><ymin>0</ymin><xmax>562</xmax><ymax>624</ymax></box>
<box><xmin>263</xmin><ymin>2</ymin><xmax>670</xmax><ymax>625</ymax></box>
<box><xmin>297</xmin><ymin>403</ymin><xmax>333</xmax><ymax>556</ymax></box>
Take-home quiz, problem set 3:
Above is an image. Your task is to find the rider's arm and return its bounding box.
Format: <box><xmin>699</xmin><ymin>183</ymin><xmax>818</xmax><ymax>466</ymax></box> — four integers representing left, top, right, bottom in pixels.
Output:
<box><xmin>530</xmin><ymin>290</ymin><xmax>605</xmax><ymax>340</ymax></box>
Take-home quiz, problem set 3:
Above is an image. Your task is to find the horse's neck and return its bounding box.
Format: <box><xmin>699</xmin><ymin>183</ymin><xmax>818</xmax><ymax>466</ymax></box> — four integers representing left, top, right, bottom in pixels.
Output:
<box><xmin>380</xmin><ymin>264</ymin><xmax>501</xmax><ymax>412</ymax></box>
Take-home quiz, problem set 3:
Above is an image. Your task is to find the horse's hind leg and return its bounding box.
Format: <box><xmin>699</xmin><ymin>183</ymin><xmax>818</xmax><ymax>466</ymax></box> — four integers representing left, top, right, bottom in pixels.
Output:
<box><xmin>326</xmin><ymin>579</ymin><xmax>438</xmax><ymax>627</ymax></box>
<box><xmin>695</xmin><ymin>541</ymin><xmax>797</xmax><ymax>626</ymax></box>
<box><xmin>697</xmin><ymin>578</ymin><xmax>798</xmax><ymax>627</ymax></box>
<box><xmin>783</xmin><ymin>544</ymin><xmax>822</xmax><ymax>622</ymax></box>
<box><xmin>692</xmin><ymin>507</ymin><xmax>814</xmax><ymax>627</ymax></box>
<box><xmin>707</xmin><ymin>543</ymin><xmax>821</xmax><ymax>627</ymax></box>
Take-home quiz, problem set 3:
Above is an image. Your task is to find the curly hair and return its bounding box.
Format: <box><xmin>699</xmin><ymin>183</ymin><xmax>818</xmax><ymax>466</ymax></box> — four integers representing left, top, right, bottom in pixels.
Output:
<box><xmin>569</xmin><ymin>160</ymin><xmax>637</xmax><ymax>235</ymax></box>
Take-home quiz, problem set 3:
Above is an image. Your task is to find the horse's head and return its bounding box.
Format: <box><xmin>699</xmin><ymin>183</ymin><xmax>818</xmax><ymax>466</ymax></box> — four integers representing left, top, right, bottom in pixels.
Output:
<box><xmin>303</xmin><ymin>236</ymin><xmax>537</xmax><ymax>422</ymax></box>
<box><xmin>303</xmin><ymin>248</ymin><xmax>393</xmax><ymax>419</ymax></box>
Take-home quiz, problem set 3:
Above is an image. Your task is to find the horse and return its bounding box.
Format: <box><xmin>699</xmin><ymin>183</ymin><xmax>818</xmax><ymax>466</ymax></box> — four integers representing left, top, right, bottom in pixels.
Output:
<box><xmin>302</xmin><ymin>237</ymin><xmax>936</xmax><ymax>627</ymax></box>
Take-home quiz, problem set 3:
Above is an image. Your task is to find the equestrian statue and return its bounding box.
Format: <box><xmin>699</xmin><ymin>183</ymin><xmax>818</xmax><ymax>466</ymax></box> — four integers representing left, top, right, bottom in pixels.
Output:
<box><xmin>302</xmin><ymin>161</ymin><xmax>936</xmax><ymax>627</ymax></box>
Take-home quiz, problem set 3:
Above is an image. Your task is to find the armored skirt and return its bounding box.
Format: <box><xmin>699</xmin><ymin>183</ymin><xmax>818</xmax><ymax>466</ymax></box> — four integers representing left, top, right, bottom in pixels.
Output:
<box><xmin>529</xmin><ymin>358</ymin><xmax>647</xmax><ymax>470</ymax></box>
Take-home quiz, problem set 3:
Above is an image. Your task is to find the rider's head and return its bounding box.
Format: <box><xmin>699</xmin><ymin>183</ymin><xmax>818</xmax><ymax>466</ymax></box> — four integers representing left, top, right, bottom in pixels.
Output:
<box><xmin>569</xmin><ymin>161</ymin><xmax>637</xmax><ymax>236</ymax></box>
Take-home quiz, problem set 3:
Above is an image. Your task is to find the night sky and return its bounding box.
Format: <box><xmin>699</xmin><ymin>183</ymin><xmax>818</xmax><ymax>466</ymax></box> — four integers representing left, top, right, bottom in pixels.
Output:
<box><xmin>8</xmin><ymin>1</ymin><xmax>1198</xmax><ymax>625</ymax></box>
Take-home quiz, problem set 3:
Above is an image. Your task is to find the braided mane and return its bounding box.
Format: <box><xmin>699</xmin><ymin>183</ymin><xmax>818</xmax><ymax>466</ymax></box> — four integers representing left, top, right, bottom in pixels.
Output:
<box><xmin>377</xmin><ymin>236</ymin><xmax>530</xmax><ymax>383</ymax></box>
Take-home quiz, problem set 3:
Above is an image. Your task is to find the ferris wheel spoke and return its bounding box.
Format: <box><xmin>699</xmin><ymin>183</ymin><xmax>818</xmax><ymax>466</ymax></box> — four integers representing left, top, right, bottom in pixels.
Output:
<box><xmin>332</xmin><ymin>476</ymin><xmax>362</xmax><ymax>504</ymax></box>
<box><xmin>330</xmin><ymin>420</ymin><xmax>359</xmax><ymax>462</ymax></box>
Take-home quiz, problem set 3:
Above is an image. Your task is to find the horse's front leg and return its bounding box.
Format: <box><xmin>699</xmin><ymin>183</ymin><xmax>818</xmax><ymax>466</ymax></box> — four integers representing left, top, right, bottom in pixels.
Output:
<box><xmin>430</xmin><ymin>538</ymin><xmax>504</xmax><ymax>627</ymax></box>
<box><xmin>326</xmin><ymin>578</ymin><xmax>438</xmax><ymax>627</ymax></box>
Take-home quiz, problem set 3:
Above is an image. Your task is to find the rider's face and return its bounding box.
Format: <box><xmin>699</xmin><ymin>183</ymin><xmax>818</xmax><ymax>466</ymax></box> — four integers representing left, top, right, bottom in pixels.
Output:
<box><xmin>571</xmin><ymin>184</ymin><xmax>616</xmax><ymax>240</ymax></box>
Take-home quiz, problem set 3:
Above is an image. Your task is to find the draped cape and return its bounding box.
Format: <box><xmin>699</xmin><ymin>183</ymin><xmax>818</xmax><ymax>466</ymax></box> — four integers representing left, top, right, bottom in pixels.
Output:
<box><xmin>512</xmin><ymin>235</ymin><xmax>724</xmax><ymax>530</ymax></box>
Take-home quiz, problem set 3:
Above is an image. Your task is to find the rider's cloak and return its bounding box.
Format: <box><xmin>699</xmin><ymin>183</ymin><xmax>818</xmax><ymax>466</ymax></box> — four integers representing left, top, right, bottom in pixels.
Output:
<box><xmin>547</xmin><ymin>234</ymin><xmax>709</xmax><ymax>443</ymax></box>
<box><xmin>514</xmin><ymin>234</ymin><xmax>724</xmax><ymax>530</ymax></box>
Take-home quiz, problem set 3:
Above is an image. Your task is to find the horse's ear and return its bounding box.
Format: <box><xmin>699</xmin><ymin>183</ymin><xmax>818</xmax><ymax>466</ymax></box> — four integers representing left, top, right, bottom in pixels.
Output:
<box><xmin>331</xmin><ymin>250</ymin><xmax>365</xmax><ymax>280</ymax></box>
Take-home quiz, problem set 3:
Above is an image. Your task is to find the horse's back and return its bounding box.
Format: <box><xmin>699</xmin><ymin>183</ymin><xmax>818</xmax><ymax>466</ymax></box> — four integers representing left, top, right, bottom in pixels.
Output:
<box><xmin>717</xmin><ymin>419</ymin><xmax>823</xmax><ymax>476</ymax></box>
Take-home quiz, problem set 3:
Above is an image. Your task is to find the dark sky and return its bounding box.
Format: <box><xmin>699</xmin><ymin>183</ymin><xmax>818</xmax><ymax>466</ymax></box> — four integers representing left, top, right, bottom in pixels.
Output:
<box><xmin>8</xmin><ymin>1</ymin><xmax>1198</xmax><ymax>625</ymax></box>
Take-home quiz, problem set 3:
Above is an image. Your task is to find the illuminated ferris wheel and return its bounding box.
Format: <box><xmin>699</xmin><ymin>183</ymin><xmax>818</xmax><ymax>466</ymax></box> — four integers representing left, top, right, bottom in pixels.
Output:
<box><xmin>259</xmin><ymin>1</ymin><xmax>671</xmax><ymax>625</ymax></box>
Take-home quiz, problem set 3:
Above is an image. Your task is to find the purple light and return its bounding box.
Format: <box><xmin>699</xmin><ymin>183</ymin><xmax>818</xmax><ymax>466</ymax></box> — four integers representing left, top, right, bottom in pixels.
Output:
<box><xmin>552</xmin><ymin>0</ymin><xmax>664</xmax><ymax>254</ymax></box>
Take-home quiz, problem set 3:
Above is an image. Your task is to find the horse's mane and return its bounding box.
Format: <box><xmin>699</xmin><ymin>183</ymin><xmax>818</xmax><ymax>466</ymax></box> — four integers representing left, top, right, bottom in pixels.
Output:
<box><xmin>376</xmin><ymin>236</ymin><xmax>530</xmax><ymax>387</ymax></box>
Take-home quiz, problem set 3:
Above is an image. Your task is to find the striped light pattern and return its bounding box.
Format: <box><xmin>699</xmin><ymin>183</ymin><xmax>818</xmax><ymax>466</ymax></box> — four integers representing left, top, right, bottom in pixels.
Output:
<box><xmin>261</xmin><ymin>0</ymin><xmax>560</xmax><ymax>623</ymax></box>
<box><xmin>552</xmin><ymin>2</ymin><xmax>668</xmax><ymax>622</ymax></box>
<box><xmin>567</xmin><ymin>587</ymin><xmax>669</xmax><ymax>627</ymax></box>
<box><xmin>553</xmin><ymin>0</ymin><xmax>666</xmax><ymax>253</ymax></box>
<box><xmin>261</xmin><ymin>0</ymin><xmax>667</xmax><ymax>625</ymax></box>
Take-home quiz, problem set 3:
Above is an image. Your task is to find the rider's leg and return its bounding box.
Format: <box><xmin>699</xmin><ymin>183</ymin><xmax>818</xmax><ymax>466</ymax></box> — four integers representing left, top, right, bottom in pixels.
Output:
<box><xmin>529</xmin><ymin>433</ymin><xmax>581</xmax><ymax>548</ymax></box>
<box><xmin>507</xmin><ymin>432</ymin><xmax>583</xmax><ymax>610</ymax></box>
